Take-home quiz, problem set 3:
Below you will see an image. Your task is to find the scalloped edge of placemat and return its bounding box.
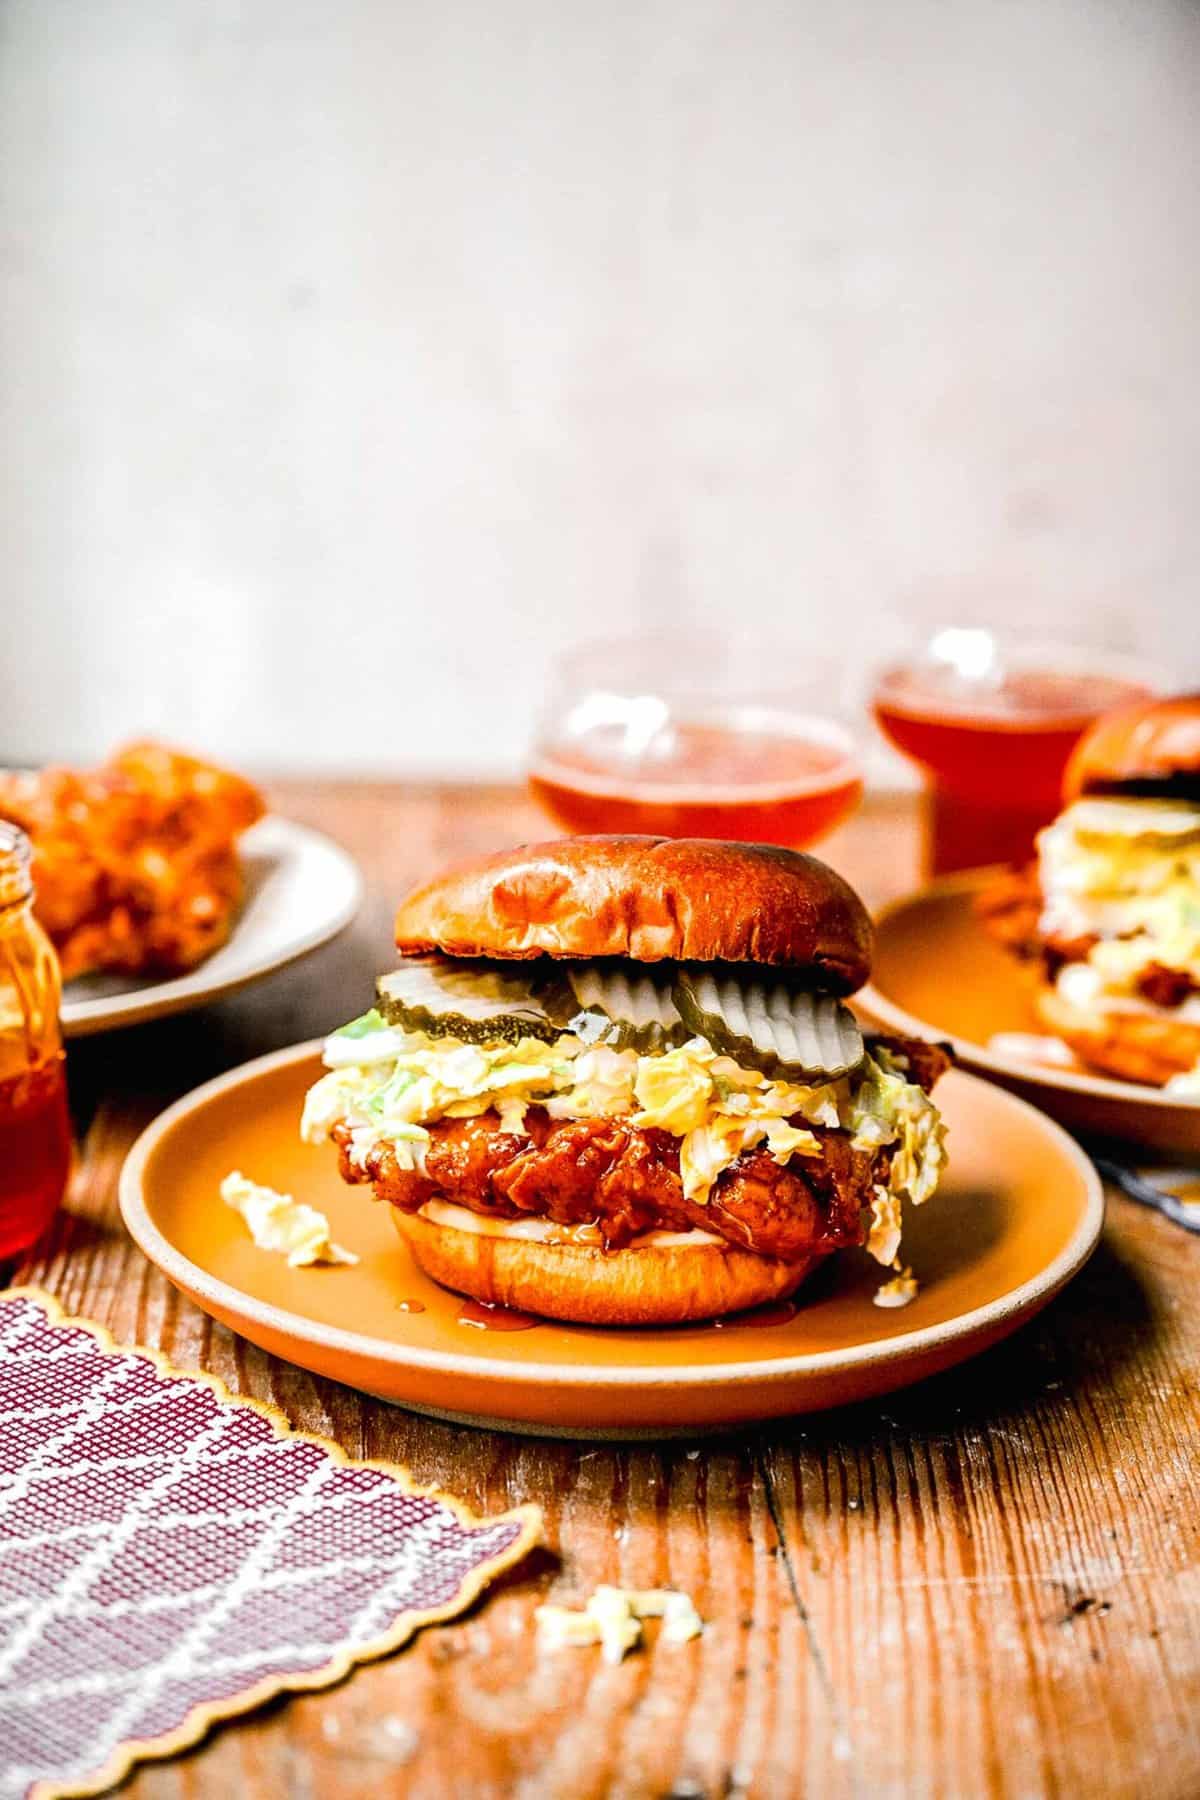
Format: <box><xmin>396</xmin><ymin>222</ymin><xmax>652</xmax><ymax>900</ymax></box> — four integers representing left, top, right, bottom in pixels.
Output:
<box><xmin>2</xmin><ymin>1286</ymin><xmax>542</xmax><ymax>1800</ymax></box>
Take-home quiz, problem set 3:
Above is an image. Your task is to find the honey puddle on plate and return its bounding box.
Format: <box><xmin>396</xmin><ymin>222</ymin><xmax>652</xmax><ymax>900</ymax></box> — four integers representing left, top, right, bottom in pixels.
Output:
<box><xmin>442</xmin><ymin>1298</ymin><xmax>802</xmax><ymax>1334</ymax></box>
<box><xmin>457</xmin><ymin>1300</ymin><xmax>542</xmax><ymax>1332</ymax></box>
<box><xmin>712</xmin><ymin>1300</ymin><xmax>798</xmax><ymax>1330</ymax></box>
<box><xmin>446</xmin><ymin>1298</ymin><xmax>802</xmax><ymax>1334</ymax></box>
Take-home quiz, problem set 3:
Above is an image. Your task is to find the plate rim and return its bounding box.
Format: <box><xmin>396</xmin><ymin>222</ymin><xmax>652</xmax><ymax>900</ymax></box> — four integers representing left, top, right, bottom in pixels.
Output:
<box><xmin>118</xmin><ymin>1038</ymin><xmax>1105</xmax><ymax>1391</ymax></box>
<box><xmin>859</xmin><ymin>865</ymin><xmax>1200</xmax><ymax>1112</ymax></box>
<box><xmin>61</xmin><ymin>816</ymin><xmax>364</xmax><ymax>1036</ymax></box>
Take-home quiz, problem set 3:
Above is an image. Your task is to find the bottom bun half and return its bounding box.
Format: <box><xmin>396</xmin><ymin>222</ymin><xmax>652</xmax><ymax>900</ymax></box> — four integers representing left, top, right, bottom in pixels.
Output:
<box><xmin>391</xmin><ymin>1208</ymin><xmax>818</xmax><ymax>1326</ymax></box>
<box><xmin>1034</xmin><ymin>983</ymin><xmax>1200</xmax><ymax>1087</ymax></box>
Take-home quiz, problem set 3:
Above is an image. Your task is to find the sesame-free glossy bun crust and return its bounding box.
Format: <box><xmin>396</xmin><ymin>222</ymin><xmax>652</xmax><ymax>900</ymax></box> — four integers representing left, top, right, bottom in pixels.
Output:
<box><xmin>1034</xmin><ymin>983</ymin><xmax>1200</xmax><ymax>1087</ymax></box>
<box><xmin>392</xmin><ymin>1211</ymin><xmax>818</xmax><ymax>1325</ymax></box>
<box><xmin>1063</xmin><ymin>692</ymin><xmax>1200</xmax><ymax>800</ymax></box>
<box><xmin>393</xmin><ymin>835</ymin><xmax>874</xmax><ymax>992</ymax></box>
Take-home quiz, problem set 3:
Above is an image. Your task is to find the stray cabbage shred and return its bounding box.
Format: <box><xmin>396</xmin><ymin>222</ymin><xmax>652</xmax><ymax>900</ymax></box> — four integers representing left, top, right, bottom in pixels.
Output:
<box><xmin>873</xmin><ymin>1268</ymin><xmax>919</xmax><ymax>1309</ymax></box>
<box><xmin>302</xmin><ymin>1010</ymin><xmax>946</xmax><ymax>1267</ymax></box>
<box><xmin>535</xmin><ymin>1586</ymin><xmax>703</xmax><ymax>1663</ymax></box>
<box><xmin>220</xmin><ymin>1171</ymin><xmax>357</xmax><ymax>1267</ymax></box>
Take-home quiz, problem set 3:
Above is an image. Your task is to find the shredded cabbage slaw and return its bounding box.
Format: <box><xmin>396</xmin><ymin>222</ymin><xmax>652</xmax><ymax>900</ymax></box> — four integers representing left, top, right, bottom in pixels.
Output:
<box><xmin>302</xmin><ymin>1013</ymin><xmax>946</xmax><ymax>1267</ymax></box>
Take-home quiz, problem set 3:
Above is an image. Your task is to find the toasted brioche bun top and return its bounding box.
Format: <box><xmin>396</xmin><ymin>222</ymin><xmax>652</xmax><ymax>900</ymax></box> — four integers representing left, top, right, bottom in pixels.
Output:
<box><xmin>393</xmin><ymin>834</ymin><xmax>874</xmax><ymax>992</ymax></box>
<box><xmin>1063</xmin><ymin>692</ymin><xmax>1200</xmax><ymax>800</ymax></box>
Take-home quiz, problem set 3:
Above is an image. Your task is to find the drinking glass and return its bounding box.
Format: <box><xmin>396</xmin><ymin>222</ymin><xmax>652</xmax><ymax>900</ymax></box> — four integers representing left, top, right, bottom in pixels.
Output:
<box><xmin>872</xmin><ymin>626</ymin><xmax>1162</xmax><ymax>874</ymax></box>
<box><xmin>528</xmin><ymin>635</ymin><xmax>863</xmax><ymax>848</ymax></box>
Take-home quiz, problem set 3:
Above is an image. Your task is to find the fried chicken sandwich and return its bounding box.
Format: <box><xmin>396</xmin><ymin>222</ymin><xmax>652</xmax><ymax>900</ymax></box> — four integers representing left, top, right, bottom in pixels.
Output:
<box><xmin>979</xmin><ymin>692</ymin><xmax>1200</xmax><ymax>1089</ymax></box>
<box><xmin>303</xmin><ymin>836</ymin><xmax>950</xmax><ymax>1324</ymax></box>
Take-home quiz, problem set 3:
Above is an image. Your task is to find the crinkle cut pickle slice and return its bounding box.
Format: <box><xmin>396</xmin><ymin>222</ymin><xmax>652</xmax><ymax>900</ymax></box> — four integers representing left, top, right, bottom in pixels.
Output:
<box><xmin>375</xmin><ymin>954</ymin><xmax>864</xmax><ymax>1080</ymax></box>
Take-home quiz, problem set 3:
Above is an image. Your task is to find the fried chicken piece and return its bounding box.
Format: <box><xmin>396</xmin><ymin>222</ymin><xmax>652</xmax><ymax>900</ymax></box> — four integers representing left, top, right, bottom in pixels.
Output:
<box><xmin>1134</xmin><ymin>962</ymin><xmax>1199</xmax><ymax>1010</ymax></box>
<box><xmin>866</xmin><ymin>1032</ymin><xmax>953</xmax><ymax>1093</ymax></box>
<box><xmin>0</xmin><ymin>741</ymin><xmax>264</xmax><ymax>980</ymax></box>
<box><xmin>974</xmin><ymin>863</ymin><xmax>1044</xmax><ymax>958</ymax></box>
<box><xmin>336</xmin><ymin>1110</ymin><xmax>886</xmax><ymax>1259</ymax></box>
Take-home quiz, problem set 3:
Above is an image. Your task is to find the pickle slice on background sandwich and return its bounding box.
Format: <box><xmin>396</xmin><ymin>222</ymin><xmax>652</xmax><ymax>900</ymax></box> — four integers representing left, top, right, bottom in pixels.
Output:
<box><xmin>303</xmin><ymin>835</ymin><xmax>950</xmax><ymax>1326</ymax></box>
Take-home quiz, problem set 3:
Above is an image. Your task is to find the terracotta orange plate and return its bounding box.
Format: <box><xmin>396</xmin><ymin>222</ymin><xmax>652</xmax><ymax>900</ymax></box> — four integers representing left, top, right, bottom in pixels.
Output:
<box><xmin>119</xmin><ymin>1043</ymin><xmax>1102</xmax><ymax>1437</ymax></box>
<box><xmin>859</xmin><ymin>869</ymin><xmax>1200</xmax><ymax>1155</ymax></box>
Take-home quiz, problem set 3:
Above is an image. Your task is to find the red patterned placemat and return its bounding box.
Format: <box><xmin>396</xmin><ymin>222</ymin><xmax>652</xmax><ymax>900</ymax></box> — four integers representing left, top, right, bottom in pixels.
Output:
<box><xmin>0</xmin><ymin>1288</ymin><xmax>540</xmax><ymax>1800</ymax></box>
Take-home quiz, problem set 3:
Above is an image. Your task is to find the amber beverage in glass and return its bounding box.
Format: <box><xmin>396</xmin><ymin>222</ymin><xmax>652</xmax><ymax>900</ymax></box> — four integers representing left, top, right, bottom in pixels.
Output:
<box><xmin>0</xmin><ymin>824</ymin><xmax>71</xmax><ymax>1259</ymax></box>
<box><xmin>873</xmin><ymin>632</ymin><xmax>1158</xmax><ymax>874</ymax></box>
<box><xmin>528</xmin><ymin>638</ymin><xmax>863</xmax><ymax>849</ymax></box>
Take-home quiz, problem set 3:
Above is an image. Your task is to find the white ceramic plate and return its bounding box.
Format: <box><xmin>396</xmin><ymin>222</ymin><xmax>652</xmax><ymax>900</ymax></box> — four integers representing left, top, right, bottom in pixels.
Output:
<box><xmin>62</xmin><ymin>817</ymin><xmax>362</xmax><ymax>1037</ymax></box>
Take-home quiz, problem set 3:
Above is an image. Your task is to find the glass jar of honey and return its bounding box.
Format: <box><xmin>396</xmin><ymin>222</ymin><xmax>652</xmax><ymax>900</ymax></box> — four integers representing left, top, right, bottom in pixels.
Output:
<box><xmin>0</xmin><ymin>824</ymin><xmax>71</xmax><ymax>1259</ymax></box>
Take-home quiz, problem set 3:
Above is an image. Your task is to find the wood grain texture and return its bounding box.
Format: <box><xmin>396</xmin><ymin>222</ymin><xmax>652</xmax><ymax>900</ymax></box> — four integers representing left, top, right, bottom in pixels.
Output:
<box><xmin>15</xmin><ymin>785</ymin><xmax>1200</xmax><ymax>1800</ymax></box>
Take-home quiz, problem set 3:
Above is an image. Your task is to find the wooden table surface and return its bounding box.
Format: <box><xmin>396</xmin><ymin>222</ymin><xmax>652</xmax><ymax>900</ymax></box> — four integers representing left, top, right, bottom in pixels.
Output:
<box><xmin>18</xmin><ymin>784</ymin><xmax>1200</xmax><ymax>1800</ymax></box>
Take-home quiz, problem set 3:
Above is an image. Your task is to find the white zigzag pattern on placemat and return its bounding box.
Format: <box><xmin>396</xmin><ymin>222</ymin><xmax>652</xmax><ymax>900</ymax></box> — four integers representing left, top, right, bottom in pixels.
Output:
<box><xmin>0</xmin><ymin>1534</ymin><xmax>460</xmax><ymax>1631</ymax></box>
<box><xmin>0</xmin><ymin>1477</ymin><xmax>419</xmax><ymax>1559</ymax></box>
<box><xmin>0</xmin><ymin>1396</ymin><xmax>234</xmax><ymax>1695</ymax></box>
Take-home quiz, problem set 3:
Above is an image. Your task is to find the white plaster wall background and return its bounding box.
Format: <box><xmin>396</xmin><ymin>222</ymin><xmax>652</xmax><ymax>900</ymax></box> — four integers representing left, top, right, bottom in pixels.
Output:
<box><xmin>0</xmin><ymin>0</ymin><xmax>1196</xmax><ymax>775</ymax></box>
